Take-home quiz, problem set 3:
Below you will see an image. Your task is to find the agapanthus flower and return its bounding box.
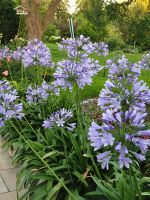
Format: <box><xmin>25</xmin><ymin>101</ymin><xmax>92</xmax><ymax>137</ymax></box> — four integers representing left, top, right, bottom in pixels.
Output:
<box><xmin>22</xmin><ymin>39</ymin><xmax>53</xmax><ymax>68</ymax></box>
<box><xmin>98</xmin><ymin>80</ymin><xmax>121</xmax><ymax>111</ymax></box>
<box><xmin>13</xmin><ymin>46</ymin><xmax>23</xmax><ymax>61</ymax></box>
<box><xmin>0</xmin><ymin>47</ymin><xmax>12</xmax><ymax>61</ymax></box>
<box><xmin>139</xmin><ymin>52</ymin><xmax>150</xmax><ymax>69</ymax></box>
<box><xmin>26</xmin><ymin>81</ymin><xmax>59</xmax><ymax>104</ymax></box>
<box><xmin>107</xmin><ymin>56</ymin><xmax>140</xmax><ymax>83</ymax></box>
<box><xmin>125</xmin><ymin>133</ymin><xmax>150</xmax><ymax>154</ymax></box>
<box><xmin>88</xmin><ymin>122</ymin><xmax>119</xmax><ymax>169</ymax></box>
<box><xmin>98</xmin><ymin>80</ymin><xmax>150</xmax><ymax>112</ymax></box>
<box><xmin>97</xmin><ymin>151</ymin><xmax>111</xmax><ymax>170</ymax></box>
<box><xmin>89</xmin><ymin>55</ymin><xmax>150</xmax><ymax>170</ymax></box>
<box><xmin>59</xmin><ymin>35</ymin><xmax>92</xmax><ymax>58</ymax></box>
<box><xmin>130</xmin><ymin>80</ymin><xmax>150</xmax><ymax>110</ymax></box>
<box><xmin>43</xmin><ymin>108</ymin><xmax>76</xmax><ymax>131</ymax></box>
<box><xmin>26</xmin><ymin>85</ymin><xmax>48</xmax><ymax>104</ymax></box>
<box><xmin>134</xmin><ymin>153</ymin><xmax>146</xmax><ymax>161</ymax></box>
<box><xmin>89</xmin><ymin>122</ymin><xmax>115</xmax><ymax>150</ymax></box>
<box><xmin>89</xmin><ymin>121</ymin><xmax>150</xmax><ymax>169</ymax></box>
<box><xmin>42</xmin><ymin>81</ymin><xmax>60</xmax><ymax>96</ymax></box>
<box><xmin>0</xmin><ymin>80</ymin><xmax>24</xmax><ymax>127</ymax></box>
<box><xmin>102</xmin><ymin>108</ymin><xmax>147</xmax><ymax>130</ymax></box>
<box><xmin>54</xmin><ymin>58</ymin><xmax>101</xmax><ymax>91</ymax></box>
<box><xmin>118</xmin><ymin>153</ymin><xmax>132</xmax><ymax>168</ymax></box>
<box><xmin>130</xmin><ymin>137</ymin><xmax>150</xmax><ymax>154</ymax></box>
<box><xmin>98</xmin><ymin>58</ymin><xmax>150</xmax><ymax>112</ymax></box>
<box><xmin>93</xmin><ymin>42</ymin><xmax>109</xmax><ymax>56</ymax></box>
<box><xmin>138</xmin><ymin>130</ymin><xmax>150</xmax><ymax>137</ymax></box>
<box><xmin>55</xmin><ymin>36</ymin><xmax>107</xmax><ymax>90</ymax></box>
<box><xmin>59</xmin><ymin>35</ymin><xmax>108</xmax><ymax>59</ymax></box>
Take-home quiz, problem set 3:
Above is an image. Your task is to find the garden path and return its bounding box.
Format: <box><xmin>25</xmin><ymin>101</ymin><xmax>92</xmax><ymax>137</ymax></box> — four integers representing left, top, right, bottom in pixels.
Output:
<box><xmin>0</xmin><ymin>137</ymin><xmax>18</xmax><ymax>200</ymax></box>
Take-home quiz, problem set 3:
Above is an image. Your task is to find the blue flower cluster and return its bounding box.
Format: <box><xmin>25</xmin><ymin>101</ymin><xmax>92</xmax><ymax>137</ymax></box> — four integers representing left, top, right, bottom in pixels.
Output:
<box><xmin>54</xmin><ymin>58</ymin><xmax>100</xmax><ymax>91</ymax></box>
<box><xmin>89</xmin><ymin>56</ymin><xmax>150</xmax><ymax>170</ymax></box>
<box><xmin>107</xmin><ymin>56</ymin><xmax>141</xmax><ymax>82</ymax></box>
<box><xmin>59</xmin><ymin>35</ymin><xmax>108</xmax><ymax>59</ymax></box>
<box><xmin>139</xmin><ymin>52</ymin><xmax>150</xmax><ymax>69</ymax></box>
<box><xmin>26</xmin><ymin>81</ymin><xmax>60</xmax><ymax>104</ymax></box>
<box><xmin>43</xmin><ymin>108</ymin><xmax>76</xmax><ymax>131</ymax></box>
<box><xmin>22</xmin><ymin>39</ymin><xmax>53</xmax><ymax>68</ymax></box>
<box><xmin>0</xmin><ymin>47</ymin><xmax>12</xmax><ymax>61</ymax></box>
<box><xmin>0</xmin><ymin>80</ymin><xmax>24</xmax><ymax>127</ymax></box>
<box><xmin>54</xmin><ymin>36</ymin><xmax>108</xmax><ymax>91</ymax></box>
<box><xmin>13</xmin><ymin>47</ymin><xmax>23</xmax><ymax>61</ymax></box>
<box><xmin>13</xmin><ymin>39</ymin><xmax>53</xmax><ymax>68</ymax></box>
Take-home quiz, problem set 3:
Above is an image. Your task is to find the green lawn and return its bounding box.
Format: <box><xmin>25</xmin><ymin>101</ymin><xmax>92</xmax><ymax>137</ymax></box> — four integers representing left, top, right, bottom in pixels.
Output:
<box><xmin>48</xmin><ymin>43</ymin><xmax>150</xmax><ymax>100</ymax></box>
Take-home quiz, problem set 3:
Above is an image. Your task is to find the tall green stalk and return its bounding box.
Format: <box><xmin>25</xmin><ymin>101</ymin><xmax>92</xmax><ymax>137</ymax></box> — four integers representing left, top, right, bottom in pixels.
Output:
<box><xmin>6</xmin><ymin>61</ymin><xmax>14</xmax><ymax>84</ymax></box>
<box><xmin>73</xmin><ymin>84</ymin><xmax>86</xmax><ymax>152</ymax></box>
<box><xmin>61</xmin><ymin>128</ymin><xmax>74</xmax><ymax>188</ymax></box>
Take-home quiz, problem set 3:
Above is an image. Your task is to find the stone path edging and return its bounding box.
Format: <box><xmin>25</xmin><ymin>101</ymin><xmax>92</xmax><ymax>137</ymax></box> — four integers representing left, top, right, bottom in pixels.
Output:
<box><xmin>0</xmin><ymin>137</ymin><xmax>18</xmax><ymax>200</ymax></box>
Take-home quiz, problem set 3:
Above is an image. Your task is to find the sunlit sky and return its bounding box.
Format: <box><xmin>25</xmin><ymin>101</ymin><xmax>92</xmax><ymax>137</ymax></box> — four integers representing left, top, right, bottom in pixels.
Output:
<box><xmin>68</xmin><ymin>0</ymin><xmax>127</xmax><ymax>13</ymax></box>
<box><xmin>68</xmin><ymin>0</ymin><xmax>76</xmax><ymax>14</ymax></box>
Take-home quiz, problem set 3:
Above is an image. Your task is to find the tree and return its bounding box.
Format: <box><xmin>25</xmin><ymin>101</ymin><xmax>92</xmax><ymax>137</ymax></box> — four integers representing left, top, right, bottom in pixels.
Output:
<box><xmin>55</xmin><ymin>0</ymin><xmax>70</xmax><ymax>38</ymax></box>
<box><xmin>21</xmin><ymin>0</ymin><xmax>62</xmax><ymax>40</ymax></box>
<box><xmin>128</xmin><ymin>0</ymin><xmax>149</xmax><ymax>19</ymax></box>
<box><xmin>105</xmin><ymin>0</ymin><xmax>133</xmax><ymax>22</ymax></box>
<box><xmin>125</xmin><ymin>0</ymin><xmax>150</xmax><ymax>47</ymax></box>
<box><xmin>128</xmin><ymin>11</ymin><xmax>150</xmax><ymax>49</ymax></box>
<box><xmin>76</xmin><ymin>0</ymin><xmax>107</xmax><ymax>41</ymax></box>
<box><xmin>137</xmin><ymin>12</ymin><xmax>150</xmax><ymax>49</ymax></box>
<box><xmin>42</xmin><ymin>0</ymin><xmax>71</xmax><ymax>40</ymax></box>
<box><xmin>0</xmin><ymin>0</ymin><xmax>19</xmax><ymax>44</ymax></box>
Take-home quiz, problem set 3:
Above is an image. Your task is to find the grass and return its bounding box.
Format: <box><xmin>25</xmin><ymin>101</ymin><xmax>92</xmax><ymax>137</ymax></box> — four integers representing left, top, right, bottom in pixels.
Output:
<box><xmin>48</xmin><ymin>43</ymin><xmax>150</xmax><ymax>100</ymax></box>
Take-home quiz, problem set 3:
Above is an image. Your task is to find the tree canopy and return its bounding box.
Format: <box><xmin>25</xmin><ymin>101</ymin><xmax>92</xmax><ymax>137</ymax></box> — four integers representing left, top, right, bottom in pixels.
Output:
<box><xmin>0</xmin><ymin>0</ymin><xmax>19</xmax><ymax>44</ymax></box>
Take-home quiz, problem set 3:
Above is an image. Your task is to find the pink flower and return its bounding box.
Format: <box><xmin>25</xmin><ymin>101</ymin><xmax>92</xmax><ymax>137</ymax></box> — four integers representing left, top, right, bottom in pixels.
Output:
<box><xmin>2</xmin><ymin>70</ymin><xmax>9</xmax><ymax>77</ymax></box>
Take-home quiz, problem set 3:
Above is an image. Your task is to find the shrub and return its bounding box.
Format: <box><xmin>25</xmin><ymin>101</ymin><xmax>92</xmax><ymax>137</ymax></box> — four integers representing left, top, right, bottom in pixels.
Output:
<box><xmin>43</xmin><ymin>23</ymin><xmax>60</xmax><ymax>43</ymax></box>
<box><xmin>0</xmin><ymin>0</ymin><xmax>19</xmax><ymax>44</ymax></box>
<box><xmin>76</xmin><ymin>14</ymin><xmax>101</xmax><ymax>42</ymax></box>
<box><xmin>134</xmin><ymin>12</ymin><xmax>150</xmax><ymax>50</ymax></box>
<box><xmin>48</xmin><ymin>36</ymin><xmax>61</xmax><ymax>43</ymax></box>
<box><xmin>105</xmin><ymin>23</ymin><xmax>126</xmax><ymax>51</ymax></box>
<box><xmin>9</xmin><ymin>37</ymin><xmax>27</xmax><ymax>50</ymax></box>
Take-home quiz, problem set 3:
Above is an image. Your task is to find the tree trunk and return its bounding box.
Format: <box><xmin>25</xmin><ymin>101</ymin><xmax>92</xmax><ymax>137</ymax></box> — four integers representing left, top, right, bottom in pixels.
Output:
<box><xmin>21</xmin><ymin>0</ymin><xmax>61</xmax><ymax>40</ymax></box>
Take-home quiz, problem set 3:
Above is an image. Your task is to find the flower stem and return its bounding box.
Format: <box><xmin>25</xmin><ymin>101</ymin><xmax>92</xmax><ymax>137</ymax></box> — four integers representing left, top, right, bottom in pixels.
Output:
<box><xmin>61</xmin><ymin>128</ymin><xmax>74</xmax><ymax>188</ymax></box>
<box><xmin>74</xmin><ymin>84</ymin><xmax>86</xmax><ymax>151</ymax></box>
<box><xmin>6</xmin><ymin>61</ymin><xmax>14</xmax><ymax>84</ymax></box>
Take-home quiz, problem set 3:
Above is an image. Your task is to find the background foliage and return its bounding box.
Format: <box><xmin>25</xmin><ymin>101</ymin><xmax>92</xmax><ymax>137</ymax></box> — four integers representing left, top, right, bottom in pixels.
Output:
<box><xmin>1</xmin><ymin>0</ymin><xmax>150</xmax><ymax>51</ymax></box>
<box><xmin>0</xmin><ymin>0</ymin><xmax>19</xmax><ymax>44</ymax></box>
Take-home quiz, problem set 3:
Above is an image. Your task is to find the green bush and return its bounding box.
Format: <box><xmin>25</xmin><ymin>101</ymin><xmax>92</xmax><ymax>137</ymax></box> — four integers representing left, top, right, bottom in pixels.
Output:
<box><xmin>8</xmin><ymin>37</ymin><xmax>27</xmax><ymax>50</ymax></box>
<box><xmin>43</xmin><ymin>23</ymin><xmax>60</xmax><ymax>43</ymax></box>
<box><xmin>105</xmin><ymin>23</ymin><xmax>126</xmax><ymax>51</ymax></box>
<box><xmin>76</xmin><ymin>15</ymin><xmax>100</xmax><ymax>41</ymax></box>
<box><xmin>127</xmin><ymin>12</ymin><xmax>150</xmax><ymax>50</ymax></box>
<box><xmin>48</xmin><ymin>36</ymin><xmax>61</xmax><ymax>43</ymax></box>
<box><xmin>0</xmin><ymin>0</ymin><xmax>19</xmax><ymax>44</ymax></box>
<box><xmin>134</xmin><ymin>12</ymin><xmax>150</xmax><ymax>50</ymax></box>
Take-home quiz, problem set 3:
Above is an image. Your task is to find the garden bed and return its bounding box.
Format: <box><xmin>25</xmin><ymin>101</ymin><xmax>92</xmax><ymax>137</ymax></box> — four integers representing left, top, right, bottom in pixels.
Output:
<box><xmin>0</xmin><ymin>37</ymin><xmax>150</xmax><ymax>200</ymax></box>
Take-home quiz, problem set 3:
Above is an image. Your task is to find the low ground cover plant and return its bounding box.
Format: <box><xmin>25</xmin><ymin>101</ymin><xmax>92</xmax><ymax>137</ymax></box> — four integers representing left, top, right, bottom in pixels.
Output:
<box><xmin>0</xmin><ymin>36</ymin><xmax>150</xmax><ymax>199</ymax></box>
